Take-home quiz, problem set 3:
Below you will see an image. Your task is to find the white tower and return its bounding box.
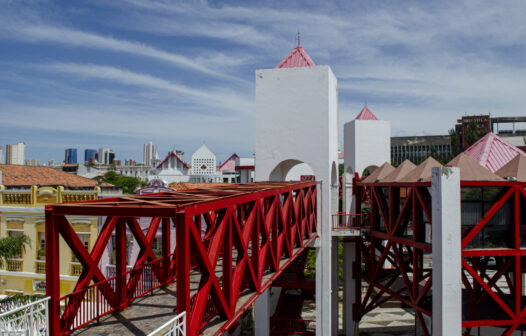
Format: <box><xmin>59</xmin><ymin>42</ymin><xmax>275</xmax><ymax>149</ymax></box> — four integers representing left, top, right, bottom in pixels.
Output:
<box><xmin>343</xmin><ymin>106</ymin><xmax>390</xmax><ymax>212</ymax></box>
<box><xmin>255</xmin><ymin>44</ymin><xmax>339</xmax><ymax>335</ymax></box>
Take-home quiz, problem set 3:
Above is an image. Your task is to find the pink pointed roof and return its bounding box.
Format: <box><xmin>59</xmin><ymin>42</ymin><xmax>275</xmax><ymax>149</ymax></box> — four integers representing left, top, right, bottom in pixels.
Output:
<box><xmin>447</xmin><ymin>153</ymin><xmax>504</xmax><ymax>181</ymax></box>
<box><xmin>355</xmin><ymin>106</ymin><xmax>379</xmax><ymax>120</ymax></box>
<box><xmin>398</xmin><ymin>157</ymin><xmax>442</xmax><ymax>183</ymax></box>
<box><xmin>276</xmin><ymin>45</ymin><xmax>315</xmax><ymax>69</ymax></box>
<box><xmin>496</xmin><ymin>154</ymin><xmax>526</xmax><ymax>181</ymax></box>
<box><xmin>362</xmin><ymin>162</ymin><xmax>395</xmax><ymax>184</ymax></box>
<box><xmin>464</xmin><ymin>132</ymin><xmax>526</xmax><ymax>172</ymax></box>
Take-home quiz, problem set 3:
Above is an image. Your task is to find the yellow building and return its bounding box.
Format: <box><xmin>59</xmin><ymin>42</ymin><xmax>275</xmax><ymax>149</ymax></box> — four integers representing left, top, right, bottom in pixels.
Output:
<box><xmin>0</xmin><ymin>164</ymin><xmax>120</xmax><ymax>296</ymax></box>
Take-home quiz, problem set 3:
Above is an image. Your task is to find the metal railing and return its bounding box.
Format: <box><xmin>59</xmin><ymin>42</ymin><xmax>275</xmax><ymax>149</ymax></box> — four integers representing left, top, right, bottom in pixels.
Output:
<box><xmin>147</xmin><ymin>311</ymin><xmax>186</xmax><ymax>336</ymax></box>
<box><xmin>0</xmin><ymin>296</ymin><xmax>50</xmax><ymax>336</ymax></box>
<box><xmin>59</xmin><ymin>255</ymin><xmax>168</xmax><ymax>333</ymax></box>
<box><xmin>331</xmin><ymin>213</ymin><xmax>367</xmax><ymax>230</ymax></box>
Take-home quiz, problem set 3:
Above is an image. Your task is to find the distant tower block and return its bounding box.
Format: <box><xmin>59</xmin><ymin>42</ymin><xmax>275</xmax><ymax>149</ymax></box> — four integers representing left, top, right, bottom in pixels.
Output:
<box><xmin>343</xmin><ymin>106</ymin><xmax>390</xmax><ymax>213</ymax></box>
<box><xmin>255</xmin><ymin>44</ymin><xmax>339</xmax><ymax>335</ymax></box>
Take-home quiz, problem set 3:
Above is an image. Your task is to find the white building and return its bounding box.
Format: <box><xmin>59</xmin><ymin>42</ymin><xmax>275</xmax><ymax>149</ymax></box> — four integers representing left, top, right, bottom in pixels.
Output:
<box><xmin>143</xmin><ymin>141</ymin><xmax>156</xmax><ymax>166</ymax></box>
<box><xmin>190</xmin><ymin>144</ymin><xmax>222</xmax><ymax>182</ymax></box>
<box><xmin>5</xmin><ymin>142</ymin><xmax>25</xmax><ymax>165</ymax></box>
<box><xmin>0</xmin><ymin>146</ymin><xmax>3</xmax><ymax>164</ymax></box>
<box><xmin>219</xmin><ymin>154</ymin><xmax>255</xmax><ymax>183</ymax></box>
<box><xmin>97</xmin><ymin>148</ymin><xmax>115</xmax><ymax>165</ymax></box>
<box><xmin>149</xmin><ymin>151</ymin><xmax>191</xmax><ymax>184</ymax></box>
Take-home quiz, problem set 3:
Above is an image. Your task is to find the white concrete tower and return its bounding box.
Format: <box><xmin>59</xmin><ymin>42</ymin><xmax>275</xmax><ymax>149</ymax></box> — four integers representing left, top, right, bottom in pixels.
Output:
<box><xmin>255</xmin><ymin>44</ymin><xmax>339</xmax><ymax>335</ymax></box>
<box><xmin>343</xmin><ymin>106</ymin><xmax>390</xmax><ymax>213</ymax></box>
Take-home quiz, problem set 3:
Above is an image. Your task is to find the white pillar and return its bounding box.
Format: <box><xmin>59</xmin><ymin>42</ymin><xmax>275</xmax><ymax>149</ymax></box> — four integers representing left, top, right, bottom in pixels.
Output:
<box><xmin>331</xmin><ymin>237</ymin><xmax>339</xmax><ymax>335</ymax></box>
<box><xmin>343</xmin><ymin>239</ymin><xmax>358</xmax><ymax>335</ymax></box>
<box><xmin>431</xmin><ymin>166</ymin><xmax>461</xmax><ymax>336</ymax></box>
<box><xmin>254</xmin><ymin>289</ymin><xmax>270</xmax><ymax>336</ymax></box>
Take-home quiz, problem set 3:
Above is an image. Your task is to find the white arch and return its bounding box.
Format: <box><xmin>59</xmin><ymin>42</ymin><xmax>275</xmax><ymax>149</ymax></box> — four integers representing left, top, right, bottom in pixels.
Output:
<box><xmin>269</xmin><ymin>159</ymin><xmax>315</xmax><ymax>181</ymax></box>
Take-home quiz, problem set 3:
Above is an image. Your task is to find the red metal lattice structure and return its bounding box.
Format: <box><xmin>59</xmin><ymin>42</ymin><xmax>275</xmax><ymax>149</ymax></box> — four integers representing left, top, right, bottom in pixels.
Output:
<box><xmin>353</xmin><ymin>178</ymin><xmax>526</xmax><ymax>335</ymax></box>
<box><xmin>45</xmin><ymin>182</ymin><xmax>317</xmax><ymax>336</ymax></box>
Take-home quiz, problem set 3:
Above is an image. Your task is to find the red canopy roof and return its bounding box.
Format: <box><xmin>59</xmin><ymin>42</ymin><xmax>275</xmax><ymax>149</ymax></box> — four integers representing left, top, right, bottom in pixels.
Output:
<box><xmin>355</xmin><ymin>106</ymin><xmax>379</xmax><ymax>120</ymax></box>
<box><xmin>276</xmin><ymin>45</ymin><xmax>315</xmax><ymax>69</ymax></box>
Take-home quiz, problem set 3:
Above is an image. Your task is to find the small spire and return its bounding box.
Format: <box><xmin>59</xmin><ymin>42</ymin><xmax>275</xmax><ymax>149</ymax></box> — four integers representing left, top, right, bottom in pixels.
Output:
<box><xmin>297</xmin><ymin>31</ymin><xmax>300</xmax><ymax>46</ymax></box>
<box><xmin>364</xmin><ymin>99</ymin><xmax>368</xmax><ymax>107</ymax></box>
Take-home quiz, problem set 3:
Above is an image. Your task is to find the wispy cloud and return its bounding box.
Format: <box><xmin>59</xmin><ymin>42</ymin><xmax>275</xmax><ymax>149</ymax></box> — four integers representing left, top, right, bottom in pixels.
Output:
<box><xmin>0</xmin><ymin>19</ymin><xmax>236</xmax><ymax>79</ymax></box>
<box><xmin>36</xmin><ymin>62</ymin><xmax>252</xmax><ymax>115</ymax></box>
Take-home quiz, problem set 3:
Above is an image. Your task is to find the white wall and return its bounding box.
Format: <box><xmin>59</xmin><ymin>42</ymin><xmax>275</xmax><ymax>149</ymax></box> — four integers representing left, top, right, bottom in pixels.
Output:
<box><xmin>344</xmin><ymin>119</ymin><xmax>390</xmax><ymax>178</ymax></box>
<box><xmin>255</xmin><ymin>65</ymin><xmax>338</xmax><ymax>335</ymax></box>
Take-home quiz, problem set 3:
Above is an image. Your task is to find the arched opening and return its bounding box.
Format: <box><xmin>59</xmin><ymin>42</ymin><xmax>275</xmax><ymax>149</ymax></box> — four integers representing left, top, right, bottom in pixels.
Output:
<box><xmin>343</xmin><ymin>166</ymin><xmax>354</xmax><ymax>214</ymax></box>
<box><xmin>362</xmin><ymin>165</ymin><xmax>379</xmax><ymax>177</ymax></box>
<box><xmin>269</xmin><ymin>159</ymin><xmax>315</xmax><ymax>181</ymax></box>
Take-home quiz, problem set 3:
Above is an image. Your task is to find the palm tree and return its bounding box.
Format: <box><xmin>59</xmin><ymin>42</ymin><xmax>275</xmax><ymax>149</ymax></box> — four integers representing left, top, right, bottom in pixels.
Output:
<box><xmin>0</xmin><ymin>235</ymin><xmax>30</xmax><ymax>269</ymax></box>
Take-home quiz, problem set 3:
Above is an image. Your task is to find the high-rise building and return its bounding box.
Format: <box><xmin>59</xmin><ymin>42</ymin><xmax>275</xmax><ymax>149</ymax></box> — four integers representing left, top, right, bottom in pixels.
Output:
<box><xmin>65</xmin><ymin>148</ymin><xmax>77</xmax><ymax>164</ymax></box>
<box><xmin>0</xmin><ymin>146</ymin><xmax>3</xmax><ymax>164</ymax></box>
<box><xmin>98</xmin><ymin>148</ymin><xmax>115</xmax><ymax>165</ymax></box>
<box><xmin>84</xmin><ymin>149</ymin><xmax>97</xmax><ymax>162</ymax></box>
<box><xmin>143</xmin><ymin>141</ymin><xmax>155</xmax><ymax>166</ymax></box>
<box><xmin>5</xmin><ymin>142</ymin><xmax>25</xmax><ymax>165</ymax></box>
<box><xmin>25</xmin><ymin>159</ymin><xmax>39</xmax><ymax>166</ymax></box>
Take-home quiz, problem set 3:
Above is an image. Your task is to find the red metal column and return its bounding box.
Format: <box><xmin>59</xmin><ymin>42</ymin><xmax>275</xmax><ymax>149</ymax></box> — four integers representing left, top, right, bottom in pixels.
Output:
<box><xmin>176</xmin><ymin>213</ymin><xmax>190</xmax><ymax>315</ymax></box>
<box><xmin>223</xmin><ymin>210</ymin><xmax>233</xmax><ymax>308</ymax></box>
<box><xmin>162</xmin><ymin>217</ymin><xmax>171</xmax><ymax>284</ymax></box>
<box><xmin>45</xmin><ymin>208</ymin><xmax>61</xmax><ymax>336</ymax></box>
<box><xmin>116</xmin><ymin>217</ymin><xmax>127</xmax><ymax>309</ymax></box>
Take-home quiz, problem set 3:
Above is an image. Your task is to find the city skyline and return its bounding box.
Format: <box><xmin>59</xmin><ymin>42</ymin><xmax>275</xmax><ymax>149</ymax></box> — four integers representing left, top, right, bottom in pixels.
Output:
<box><xmin>2</xmin><ymin>1</ymin><xmax>526</xmax><ymax>163</ymax></box>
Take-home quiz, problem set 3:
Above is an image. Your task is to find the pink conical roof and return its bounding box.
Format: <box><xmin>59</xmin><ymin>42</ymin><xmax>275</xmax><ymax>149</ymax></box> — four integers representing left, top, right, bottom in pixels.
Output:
<box><xmin>276</xmin><ymin>45</ymin><xmax>315</xmax><ymax>69</ymax></box>
<box><xmin>355</xmin><ymin>106</ymin><xmax>379</xmax><ymax>120</ymax></box>
<box><xmin>496</xmin><ymin>154</ymin><xmax>526</xmax><ymax>181</ymax></box>
<box><xmin>447</xmin><ymin>153</ymin><xmax>504</xmax><ymax>181</ymax></box>
<box><xmin>362</xmin><ymin>162</ymin><xmax>395</xmax><ymax>184</ymax></box>
<box><xmin>398</xmin><ymin>157</ymin><xmax>442</xmax><ymax>183</ymax></box>
<box><xmin>464</xmin><ymin>132</ymin><xmax>526</xmax><ymax>172</ymax></box>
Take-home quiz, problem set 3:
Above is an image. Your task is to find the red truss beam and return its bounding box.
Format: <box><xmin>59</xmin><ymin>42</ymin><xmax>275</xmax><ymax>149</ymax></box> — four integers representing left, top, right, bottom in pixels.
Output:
<box><xmin>45</xmin><ymin>182</ymin><xmax>317</xmax><ymax>336</ymax></box>
<box><xmin>354</xmin><ymin>179</ymin><xmax>526</xmax><ymax>336</ymax></box>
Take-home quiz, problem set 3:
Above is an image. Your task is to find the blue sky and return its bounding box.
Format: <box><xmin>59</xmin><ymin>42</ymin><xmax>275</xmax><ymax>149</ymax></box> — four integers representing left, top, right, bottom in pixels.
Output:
<box><xmin>1</xmin><ymin>0</ymin><xmax>526</xmax><ymax>164</ymax></box>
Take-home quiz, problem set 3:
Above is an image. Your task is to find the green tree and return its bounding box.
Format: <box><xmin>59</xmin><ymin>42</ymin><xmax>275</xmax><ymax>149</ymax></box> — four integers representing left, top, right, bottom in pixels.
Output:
<box><xmin>449</xmin><ymin>128</ymin><xmax>462</xmax><ymax>157</ymax></box>
<box><xmin>464</xmin><ymin>119</ymin><xmax>489</xmax><ymax>147</ymax></box>
<box><xmin>0</xmin><ymin>235</ymin><xmax>30</xmax><ymax>269</ymax></box>
<box><xmin>99</xmin><ymin>171</ymin><xmax>147</xmax><ymax>194</ymax></box>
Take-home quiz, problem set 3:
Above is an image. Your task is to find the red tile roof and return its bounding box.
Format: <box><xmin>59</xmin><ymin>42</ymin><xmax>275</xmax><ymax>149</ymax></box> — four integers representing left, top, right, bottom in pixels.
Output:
<box><xmin>464</xmin><ymin>132</ymin><xmax>526</xmax><ymax>172</ymax></box>
<box><xmin>355</xmin><ymin>106</ymin><xmax>379</xmax><ymax>120</ymax></box>
<box><xmin>276</xmin><ymin>45</ymin><xmax>315</xmax><ymax>69</ymax></box>
<box><xmin>0</xmin><ymin>164</ymin><xmax>110</xmax><ymax>187</ymax></box>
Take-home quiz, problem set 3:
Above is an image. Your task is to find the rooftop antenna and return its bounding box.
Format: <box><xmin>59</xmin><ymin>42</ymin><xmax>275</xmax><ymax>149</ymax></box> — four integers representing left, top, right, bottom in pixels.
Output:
<box><xmin>297</xmin><ymin>31</ymin><xmax>300</xmax><ymax>46</ymax></box>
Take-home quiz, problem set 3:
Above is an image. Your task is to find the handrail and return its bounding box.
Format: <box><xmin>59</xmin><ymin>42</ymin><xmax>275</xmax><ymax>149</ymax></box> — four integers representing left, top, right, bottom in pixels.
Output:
<box><xmin>147</xmin><ymin>311</ymin><xmax>186</xmax><ymax>336</ymax></box>
<box><xmin>0</xmin><ymin>296</ymin><xmax>50</xmax><ymax>318</ymax></box>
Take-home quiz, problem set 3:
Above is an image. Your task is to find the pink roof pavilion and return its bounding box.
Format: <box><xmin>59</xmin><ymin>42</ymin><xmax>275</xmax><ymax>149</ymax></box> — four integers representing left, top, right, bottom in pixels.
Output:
<box><xmin>464</xmin><ymin>132</ymin><xmax>526</xmax><ymax>172</ymax></box>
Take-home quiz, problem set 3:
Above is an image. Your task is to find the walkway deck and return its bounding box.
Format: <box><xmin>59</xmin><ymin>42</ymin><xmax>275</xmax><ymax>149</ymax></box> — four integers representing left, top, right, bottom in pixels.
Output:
<box><xmin>71</xmin><ymin>242</ymin><xmax>311</xmax><ymax>336</ymax></box>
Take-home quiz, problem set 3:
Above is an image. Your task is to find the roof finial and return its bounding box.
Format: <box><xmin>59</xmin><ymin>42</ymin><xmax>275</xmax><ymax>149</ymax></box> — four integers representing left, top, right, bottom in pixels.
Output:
<box><xmin>297</xmin><ymin>31</ymin><xmax>300</xmax><ymax>46</ymax></box>
<box><xmin>364</xmin><ymin>99</ymin><xmax>368</xmax><ymax>107</ymax></box>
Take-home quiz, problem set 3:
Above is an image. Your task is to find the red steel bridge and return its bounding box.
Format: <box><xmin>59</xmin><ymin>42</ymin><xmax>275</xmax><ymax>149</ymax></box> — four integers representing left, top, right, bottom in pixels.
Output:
<box><xmin>353</xmin><ymin>175</ymin><xmax>526</xmax><ymax>336</ymax></box>
<box><xmin>45</xmin><ymin>182</ymin><xmax>317</xmax><ymax>336</ymax></box>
